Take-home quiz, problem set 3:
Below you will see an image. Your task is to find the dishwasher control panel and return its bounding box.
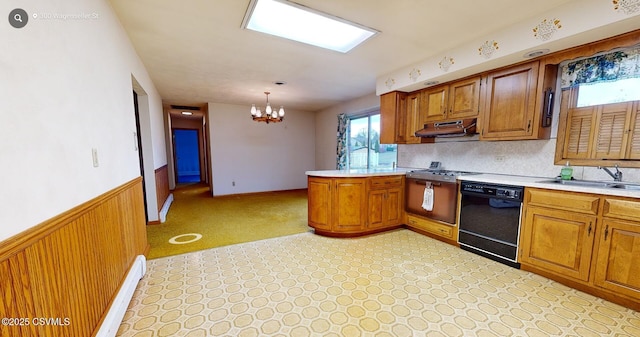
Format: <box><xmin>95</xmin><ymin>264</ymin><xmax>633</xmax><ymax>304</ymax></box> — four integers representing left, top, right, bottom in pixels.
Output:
<box><xmin>461</xmin><ymin>182</ymin><xmax>524</xmax><ymax>201</ymax></box>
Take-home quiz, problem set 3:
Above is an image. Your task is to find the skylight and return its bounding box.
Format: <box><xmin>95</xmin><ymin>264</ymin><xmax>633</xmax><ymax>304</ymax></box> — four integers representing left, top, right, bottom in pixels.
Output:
<box><xmin>242</xmin><ymin>0</ymin><xmax>378</xmax><ymax>53</ymax></box>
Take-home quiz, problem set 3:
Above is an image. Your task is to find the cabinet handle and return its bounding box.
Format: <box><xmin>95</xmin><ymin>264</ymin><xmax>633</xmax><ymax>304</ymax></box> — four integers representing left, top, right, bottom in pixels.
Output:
<box><xmin>527</xmin><ymin>120</ymin><xmax>532</xmax><ymax>132</ymax></box>
<box><xmin>604</xmin><ymin>225</ymin><xmax>609</xmax><ymax>241</ymax></box>
<box><xmin>588</xmin><ymin>222</ymin><xmax>592</xmax><ymax>236</ymax></box>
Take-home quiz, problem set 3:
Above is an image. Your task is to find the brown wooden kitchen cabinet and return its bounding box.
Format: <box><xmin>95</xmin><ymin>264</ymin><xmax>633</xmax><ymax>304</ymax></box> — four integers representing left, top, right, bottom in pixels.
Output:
<box><xmin>480</xmin><ymin>61</ymin><xmax>556</xmax><ymax>141</ymax></box>
<box><xmin>406</xmin><ymin>214</ymin><xmax>457</xmax><ymax>243</ymax></box>
<box><xmin>423</xmin><ymin>76</ymin><xmax>481</xmax><ymax>123</ymax></box>
<box><xmin>308</xmin><ymin>176</ymin><xmax>367</xmax><ymax>233</ymax></box>
<box><xmin>480</xmin><ymin>61</ymin><xmax>540</xmax><ymax>140</ymax></box>
<box><xmin>594</xmin><ymin>198</ymin><xmax>640</xmax><ymax>301</ymax></box>
<box><xmin>380</xmin><ymin>91</ymin><xmax>432</xmax><ymax>144</ymax></box>
<box><xmin>380</xmin><ymin>91</ymin><xmax>407</xmax><ymax>144</ymax></box>
<box><xmin>521</xmin><ymin>188</ymin><xmax>599</xmax><ymax>282</ymax></box>
<box><xmin>307</xmin><ymin>175</ymin><xmax>404</xmax><ymax>236</ymax></box>
<box><xmin>367</xmin><ymin>176</ymin><xmax>403</xmax><ymax>229</ymax></box>
<box><xmin>521</xmin><ymin>205</ymin><xmax>597</xmax><ymax>282</ymax></box>
<box><xmin>520</xmin><ymin>188</ymin><xmax>640</xmax><ymax>310</ymax></box>
<box><xmin>308</xmin><ymin>177</ymin><xmax>333</xmax><ymax>231</ymax></box>
<box><xmin>405</xmin><ymin>91</ymin><xmax>425</xmax><ymax>143</ymax></box>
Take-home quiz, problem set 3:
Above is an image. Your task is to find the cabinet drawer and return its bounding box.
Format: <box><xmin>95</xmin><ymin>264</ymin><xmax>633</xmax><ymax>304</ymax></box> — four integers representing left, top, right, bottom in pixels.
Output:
<box><xmin>603</xmin><ymin>197</ymin><xmax>640</xmax><ymax>221</ymax></box>
<box><xmin>407</xmin><ymin>215</ymin><xmax>454</xmax><ymax>240</ymax></box>
<box><xmin>526</xmin><ymin>188</ymin><xmax>599</xmax><ymax>215</ymax></box>
<box><xmin>370</xmin><ymin>176</ymin><xmax>403</xmax><ymax>189</ymax></box>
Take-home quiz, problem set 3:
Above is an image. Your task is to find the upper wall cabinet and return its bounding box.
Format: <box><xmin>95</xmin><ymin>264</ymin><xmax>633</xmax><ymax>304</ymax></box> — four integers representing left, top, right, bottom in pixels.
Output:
<box><xmin>405</xmin><ymin>91</ymin><xmax>427</xmax><ymax>144</ymax></box>
<box><xmin>380</xmin><ymin>91</ymin><xmax>432</xmax><ymax>144</ymax></box>
<box><xmin>480</xmin><ymin>61</ymin><xmax>555</xmax><ymax>140</ymax></box>
<box><xmin>423</xmin><ymin>76</ymin><xmax>481</xmax><ymax>123</ymax></box>
<box><xmin>380</xmin><ymin>91</ymin><xmax>407</xmax><ymax>144</ymax></box>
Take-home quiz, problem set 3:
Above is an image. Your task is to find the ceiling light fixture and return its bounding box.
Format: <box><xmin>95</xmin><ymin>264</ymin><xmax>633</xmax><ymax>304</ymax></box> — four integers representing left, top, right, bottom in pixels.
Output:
<box><xmin>242</xmin><ymin>0</ymin><xmax>378</xmax><ymax>53</ymax></box>
<box><xmin>251</xmin><ymin>91</ymin><xmax>285</xmax><ymax>124</ymax></box>
<box><xmin>524</xmin><ymin>49</ymin><xmax>550</xmax><ymax>58</ymax></box>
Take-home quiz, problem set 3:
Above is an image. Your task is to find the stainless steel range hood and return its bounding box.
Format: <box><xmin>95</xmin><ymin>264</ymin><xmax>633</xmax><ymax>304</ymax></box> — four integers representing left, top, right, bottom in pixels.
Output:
<box><xmin>415</xmin><ymin>118</ymin><xmax>477</xmax><ymax>138</ymax></box>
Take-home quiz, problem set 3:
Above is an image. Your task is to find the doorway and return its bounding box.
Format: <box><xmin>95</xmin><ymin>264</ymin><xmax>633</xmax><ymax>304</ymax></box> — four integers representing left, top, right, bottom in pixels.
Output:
<box><xmin>133</xmin><ymin>90</ymin><xmax>149</xmax><ymax>222</ymax></box>
<box><xmin>173</xmin><ymin>129</ymin><xmax>201</xmax><ymax>184</ymax></box>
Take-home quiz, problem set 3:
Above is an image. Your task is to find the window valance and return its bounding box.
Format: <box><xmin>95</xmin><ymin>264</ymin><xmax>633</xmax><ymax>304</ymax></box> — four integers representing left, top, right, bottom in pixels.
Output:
<box><xmin>560</xmin><ymin>45</ymin><xmax>640</xmax><ymax>89</ymax></box>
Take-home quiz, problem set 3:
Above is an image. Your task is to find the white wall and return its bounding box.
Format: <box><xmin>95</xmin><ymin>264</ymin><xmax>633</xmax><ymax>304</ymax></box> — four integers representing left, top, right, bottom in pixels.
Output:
<box><xmin>314</xmin><ymin>93</ymin><xmax>380</xmax><ymax>170</ymax></box>
<box><xmin>208</xmin><ymin>103</ymin><xmax>315</xmax><ymax>195</ymax></box>
<box><xmin>0</xmin><ymin>0</ymin><xmax>165</xmax><ymax>241</ymax></box>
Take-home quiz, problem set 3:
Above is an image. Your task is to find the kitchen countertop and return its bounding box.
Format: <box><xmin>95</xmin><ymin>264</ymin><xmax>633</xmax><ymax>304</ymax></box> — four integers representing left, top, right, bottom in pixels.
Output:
<box><xmin>305</xmin><ymin>168</ymin><xmax>640</xmax><ymax>198</ymax></box>
<box><xmin>459</xmin><ymin>173</ymin><xmax>640</xmax><ymax>198</ymax></box>
<box><xmin>305</xmin><ymin>167</ymin><xmax>413</xmax><ymax>178</ymax></box>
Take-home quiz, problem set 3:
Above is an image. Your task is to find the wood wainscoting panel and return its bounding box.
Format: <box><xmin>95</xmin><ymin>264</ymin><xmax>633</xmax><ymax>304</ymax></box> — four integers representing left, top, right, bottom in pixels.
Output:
<box><xmin>0</xmin><ymin>177</ymin><xmax>148</xmax><ymax>337</ymax></box>
<box><xmin>155</xmin><ymin>165</ymin><xmax>170</xmax><ymax>215</ymax></box>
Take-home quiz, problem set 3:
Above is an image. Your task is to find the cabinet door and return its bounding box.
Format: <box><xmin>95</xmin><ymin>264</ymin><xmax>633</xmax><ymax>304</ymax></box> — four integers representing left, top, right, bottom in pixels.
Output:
<box><xmin>385</xmin><ymin>186</ymin><xmax>403</xmax><ymax>226</ymax></box>
<box><xmin>448</xmin><ymin>76</ymin><xmax>481</xmax><ymax>119</ymax></box>
<box><xmin>368</xmin><ymin>189</ymin><xmax>386</xmax><ymax>229</ymax></box>
<box><xmin>334</xmin><ymin>179</ymin><xmax>367</xmax><ymax>230</ymax></box>
<box><xmin>481</xmin><ymin>61</ymin><xmax>539</xmax><ymax>140</ymax></box>
<box><xmin>563</xmin><ymin>106</ymin><xmax>596</xmax><ymax>159</ymax></box>
<box><xmin>594</xmin><ymin>218</ymin><xmax>640</xmax><ymax>300</ymax></box>
<box><xmin>520</xmin><ymin>205</ymin><xmax>596</xmax><ymax>282</ymax></box>
<box><xmin>405</xmin><ymin>92</ymin><xmax>423</xmax><ymax>143</ymax></box>
<box><xmin>423</xmin><ymin>86</ymin><xmax>448</xmax><ymax>123</ymax></box>
<box><xmin>380</xmin><ymin>91</ymin><xmax>407</xmax><ymax>144</ymax></box>
<box><xmin>307</xmin><ymin>177</ymin><xmax>332</xmax><ymax>231</ymax></box>
<box><xmin>592</xmin><ymin>102</ymin><xmax>632</xmax><ymax>159</ymax></box>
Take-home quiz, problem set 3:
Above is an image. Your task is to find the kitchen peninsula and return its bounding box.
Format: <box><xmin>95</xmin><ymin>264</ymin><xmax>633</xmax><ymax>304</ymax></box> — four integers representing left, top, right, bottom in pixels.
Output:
<box><xmin>306</xmin><ymin>168</ymin><xmax>411</xmax><ymax>237</ymax></box>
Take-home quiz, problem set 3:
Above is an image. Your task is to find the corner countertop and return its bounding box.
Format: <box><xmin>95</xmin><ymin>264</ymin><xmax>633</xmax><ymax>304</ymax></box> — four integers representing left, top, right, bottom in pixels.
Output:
<box><xmin>459</xmin><ymin>173</ymin><xmax>640</xmax><ymax>198</ymax></box>
<box><xmin>305</xmin><ymin>168</ymin><xmax>413</xmax><ymax>178</ymax></box>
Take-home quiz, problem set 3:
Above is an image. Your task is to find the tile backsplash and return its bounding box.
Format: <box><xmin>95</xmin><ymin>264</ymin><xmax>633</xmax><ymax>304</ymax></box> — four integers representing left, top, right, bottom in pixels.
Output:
<box><xmin>398</xmin><ymin>138</ymin><xmax>640</xmax><ymax>183</ymax></box>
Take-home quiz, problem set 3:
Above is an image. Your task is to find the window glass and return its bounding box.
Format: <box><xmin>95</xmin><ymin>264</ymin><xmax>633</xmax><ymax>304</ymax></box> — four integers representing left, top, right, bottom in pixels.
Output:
<box><xmin>348</xmin><ymin>114</ymin><xmax>397</xmax><ymax>169</ymax></box>
<box><xmin>576</xmin><ymin>78</ymin><xmax>640</xmax><ymax>107</ymax></box>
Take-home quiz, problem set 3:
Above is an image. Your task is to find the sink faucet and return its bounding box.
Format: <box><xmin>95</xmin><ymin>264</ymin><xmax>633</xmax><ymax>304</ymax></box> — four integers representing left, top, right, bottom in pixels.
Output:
<box><xmin>598</xmin><ymin>164</ymin><xmax>623</xmax><ymax>182</ymax></box>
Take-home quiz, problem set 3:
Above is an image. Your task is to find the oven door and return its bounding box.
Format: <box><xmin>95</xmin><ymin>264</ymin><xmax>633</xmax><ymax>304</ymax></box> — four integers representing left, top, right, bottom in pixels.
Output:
<box><xmin>406</xmin><ymin>178</ymin><xmax>457</xmax><ymax>224</ymax></box>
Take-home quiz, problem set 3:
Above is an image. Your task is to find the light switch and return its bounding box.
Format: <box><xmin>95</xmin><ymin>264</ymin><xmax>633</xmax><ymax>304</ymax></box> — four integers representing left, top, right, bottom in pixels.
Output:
<box><xmin>92</xmin><ymin>148</ymin><xmax>99</xmax><ymax>167</ymax></box>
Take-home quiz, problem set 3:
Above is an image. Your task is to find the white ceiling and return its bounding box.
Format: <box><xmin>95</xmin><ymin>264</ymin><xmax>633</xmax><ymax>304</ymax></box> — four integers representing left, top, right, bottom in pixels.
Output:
<box><xmin>109</xmin><ymin>0</ymin><xmax>580</xmax><ymax>112</ymax></box>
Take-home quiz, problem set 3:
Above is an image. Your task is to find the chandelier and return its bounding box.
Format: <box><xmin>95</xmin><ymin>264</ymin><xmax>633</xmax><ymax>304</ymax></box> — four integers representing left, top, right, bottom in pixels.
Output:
<box><xmin>250</xmin><ymin>91</ymin><xmax>285</xmax><ymax>124</ymax></box>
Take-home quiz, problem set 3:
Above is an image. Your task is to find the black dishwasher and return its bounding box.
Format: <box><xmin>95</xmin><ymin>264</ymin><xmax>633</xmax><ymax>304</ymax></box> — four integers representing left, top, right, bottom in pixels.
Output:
<box><xmin>458</xmin><ymin>181</ymin><xmax>524</xmax><ymax>268</ymax></box>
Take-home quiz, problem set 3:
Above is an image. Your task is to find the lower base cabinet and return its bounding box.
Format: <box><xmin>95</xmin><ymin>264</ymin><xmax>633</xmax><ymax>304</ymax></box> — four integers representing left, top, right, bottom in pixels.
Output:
<box><xmin>593</xmin><ymin>199</ymin><xmax>640</xmax><ymax>300</ymax></box>
<box><xmin>521</xmin><ymin>205</ymin><xmax>596</xmax><ymax>282</ymax></box>
<box><xmin>307</xmin><ymin>175</ymin><xmax>404</xmax><ymax>236</ymax></box>
<box><xmin>406</xmin><ymin>214</ymin><xmax>457</xmax><ymax>243</ymax></box>
<box><xmin>520</xmin><ymin>188</ymin><xmax>640</xmax><ymax>310</ymax></box>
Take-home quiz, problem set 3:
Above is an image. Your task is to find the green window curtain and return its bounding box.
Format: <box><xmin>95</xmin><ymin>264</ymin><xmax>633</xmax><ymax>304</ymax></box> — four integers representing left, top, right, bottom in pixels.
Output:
<box><xmin>560</xmin><ymin>45</ymin><xmax>640</xmax><ymax>88</ymax></box>
<box><xmin>336</xmin><ymin>113</ymin><xmax>350</xmax><ymax>170</ymax></box>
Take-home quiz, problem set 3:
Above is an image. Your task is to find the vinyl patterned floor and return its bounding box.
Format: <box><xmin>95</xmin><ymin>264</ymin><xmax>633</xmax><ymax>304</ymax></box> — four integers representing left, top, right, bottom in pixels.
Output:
<box><xmin>117</xmin><ymin>229</ymin><xmax>640</xmax><ymax>336</ymax></box>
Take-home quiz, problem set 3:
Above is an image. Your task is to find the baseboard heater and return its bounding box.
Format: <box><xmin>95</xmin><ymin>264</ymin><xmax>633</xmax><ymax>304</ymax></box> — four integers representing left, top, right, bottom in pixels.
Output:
<box><xmin>159</xmin><ymin>193</ymin><xmax>174</xmax><ymax>223</ymax></box>
<box><xmin>95</xmin><ymin>255</ymin><xmax>147</xmax><ymax>337</ymax></box>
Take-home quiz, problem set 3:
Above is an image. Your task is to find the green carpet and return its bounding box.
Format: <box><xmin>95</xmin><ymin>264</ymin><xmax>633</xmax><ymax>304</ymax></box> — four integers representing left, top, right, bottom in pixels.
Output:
<box><xmin>146</xmin><ymin>184</ymin><xmax>311</xmax><ymax>259</ymax></box>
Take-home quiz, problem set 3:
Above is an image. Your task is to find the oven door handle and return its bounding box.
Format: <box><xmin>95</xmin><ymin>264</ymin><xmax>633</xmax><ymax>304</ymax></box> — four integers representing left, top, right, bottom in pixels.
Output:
<box><xmin>412</xmin><ymin>180</ymin><xmax>443</xmax><ymax>187</ymax></box>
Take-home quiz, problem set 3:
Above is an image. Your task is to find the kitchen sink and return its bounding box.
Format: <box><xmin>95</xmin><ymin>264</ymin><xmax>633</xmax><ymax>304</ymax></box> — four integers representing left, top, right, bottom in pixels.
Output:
<box><xmin>611</xmin><ymin>183</ymin><xmax>640</xmax><ymax>190</ymax></box>
<box><xmin>537</xmin><ymin>179</ymin><xmax>618</xmax><ymax>188</ymax></box>
<box><xmin>537</xmin><ymin>179</ymin><xmax>640</xmax><ymax>191</ymax></box>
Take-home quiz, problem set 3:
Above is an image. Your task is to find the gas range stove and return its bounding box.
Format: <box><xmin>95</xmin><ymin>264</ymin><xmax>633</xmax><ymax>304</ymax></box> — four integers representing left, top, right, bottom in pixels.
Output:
<box><xmin>406</xmin><ymin>169</ymin><xmax>478</xmax><ymax>183</ymax></box>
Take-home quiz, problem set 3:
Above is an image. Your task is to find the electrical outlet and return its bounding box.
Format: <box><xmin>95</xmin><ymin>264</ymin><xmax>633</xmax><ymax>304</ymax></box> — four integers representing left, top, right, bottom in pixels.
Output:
<box><xmin>232</xmin><ymin>181</ymin><xmax>236</xmax><ymax>187</ymax></box>
<box><xmin>495</xmin><ymin>155</ymin><xmax>505</xmax><ymax>162</ymax></box>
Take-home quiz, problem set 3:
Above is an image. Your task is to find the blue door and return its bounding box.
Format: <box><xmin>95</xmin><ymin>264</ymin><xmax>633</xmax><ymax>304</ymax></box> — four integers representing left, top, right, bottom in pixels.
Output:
<box><xmin>174</xmin><ymin>129</ymin><xmax>201</xmax><ymax>183</ymax></box>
